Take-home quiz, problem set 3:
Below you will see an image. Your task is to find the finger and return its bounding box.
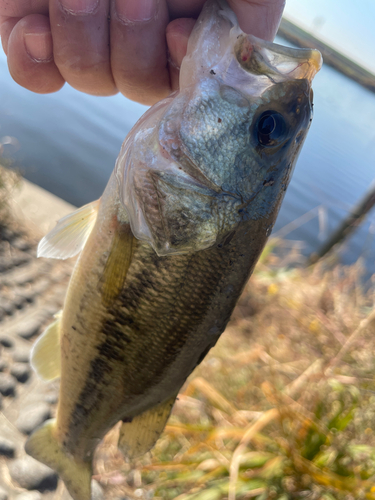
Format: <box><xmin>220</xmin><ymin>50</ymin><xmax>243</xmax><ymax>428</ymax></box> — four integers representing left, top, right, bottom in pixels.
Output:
<box><xmin>228</xmin><ymin>0</ymin><xmax>285</xmax><ymax>41</ymax></box>
<box><xmin>0</xmin><ymin>0</ymin><xmax>48</xmax><ymax>17</ymax></box>
<box><xmin>167</xmin><ymin>0</ymin><xmax>205</xmax><ymax>19</ymax></box>
<box><xmin>49</xmin><ymin>0</ymin><xmax>116</xmax><ymax>96</ymax></box>
<box><xmin>6</xmin><ymin>14</ymin><xmax>65</xmax><ymax>93</ymax></box>
<box><xmin>0</xmin><ymin>16</ymin><xmax>20</xmax><ymax>54</ymax></box>
<box><xmin>110</xmin><ymin>0</ymin><xmax>170</xmax><ymax>106</ymax></box>
<box><xmin>166</xmin><ymin>18</ymin><xmax>195</xmax><ymax>92</ymax></box>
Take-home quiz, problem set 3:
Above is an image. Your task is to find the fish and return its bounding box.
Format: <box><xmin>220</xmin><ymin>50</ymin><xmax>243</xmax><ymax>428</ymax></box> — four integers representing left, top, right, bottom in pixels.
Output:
<box><xmin>24</xmin><ymin>1</ymin><xmax>321</xmax><ymax>499</ymax></box>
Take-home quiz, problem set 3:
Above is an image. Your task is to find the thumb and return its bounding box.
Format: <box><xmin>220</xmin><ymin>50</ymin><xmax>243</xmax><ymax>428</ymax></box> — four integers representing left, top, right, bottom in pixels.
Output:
<box><xmin>228</xmin><ymin>0</ymin><xmax>285</xmax><ymax>41</ymax></box>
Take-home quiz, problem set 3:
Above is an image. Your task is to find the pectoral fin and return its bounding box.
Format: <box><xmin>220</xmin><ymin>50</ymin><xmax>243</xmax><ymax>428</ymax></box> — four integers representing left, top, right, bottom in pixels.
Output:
<box><xmin>30</xmin><ymin>311</ymin><xmax>62</xmax><ymax>381</ymax></box>
<box><xmin>37</xmin><ymin>200</ymin><xmax>100</xmax><ymax>259</ymax></box>
<box><xmin>118</xmin><ymin>394</ymin><xmax>178</xmax><ymax>459</ymax></box>
<box><xmin>101</xmin><ymin>224</ymin><xmax>136</xmax><ymax>307</ymax></box>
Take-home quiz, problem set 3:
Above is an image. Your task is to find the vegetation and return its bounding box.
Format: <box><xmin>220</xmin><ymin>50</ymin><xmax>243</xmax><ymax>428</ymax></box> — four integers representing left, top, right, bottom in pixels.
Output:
<box><xmin>93</xmin><ymin>244</ymin><xmax>375</xmax><ymax>500</ymax></box>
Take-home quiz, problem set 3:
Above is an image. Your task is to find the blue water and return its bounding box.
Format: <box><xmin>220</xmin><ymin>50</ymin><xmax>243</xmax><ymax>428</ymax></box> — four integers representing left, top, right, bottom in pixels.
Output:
<box><xmin>0</xmin><ymin>44</ymin><xmax>374</xmax><ymax>282</ymax></box>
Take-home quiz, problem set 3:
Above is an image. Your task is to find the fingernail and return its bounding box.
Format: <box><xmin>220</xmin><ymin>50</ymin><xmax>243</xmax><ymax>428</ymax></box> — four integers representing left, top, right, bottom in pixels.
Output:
<box><xmin>24</xmin><ymin>31</ymin><xmax>53</xmax><ymax>62</ymax></box>
<box><xmin>59</xmin><ymin>0</ymin><xmax>99</xmax><ymax>15</ymax></box>
<box><xmin>116</xmin><ymin>0</ymin><xmax>158</xmax><ymax>23</ymax></box>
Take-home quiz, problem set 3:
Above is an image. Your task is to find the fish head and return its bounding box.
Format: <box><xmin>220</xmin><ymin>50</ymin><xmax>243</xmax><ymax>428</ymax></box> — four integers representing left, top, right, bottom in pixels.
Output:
<box><xmin>176</xmin><ymin>0</ymin><xmax>322</xmax><ymax>222</ymax></box>
<box><xmin>115</xmin><ymin>0</ymin><xmax>321</xmax><ymax>256</ymax></box>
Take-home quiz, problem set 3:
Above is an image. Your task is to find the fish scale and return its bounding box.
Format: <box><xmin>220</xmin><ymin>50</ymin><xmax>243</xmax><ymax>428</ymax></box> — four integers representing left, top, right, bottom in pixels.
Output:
<box><xmin>24</xmin><ymin>1</ymin><xmax>321</xmax><ymax>498</ymax></box>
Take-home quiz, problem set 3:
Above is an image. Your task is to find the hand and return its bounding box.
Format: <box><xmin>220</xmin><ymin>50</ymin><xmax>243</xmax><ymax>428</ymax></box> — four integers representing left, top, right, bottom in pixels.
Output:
<box><xmin>0</xmin><ymin>0</ymin><xmax>285</xmax><ymax>105</ymax></box>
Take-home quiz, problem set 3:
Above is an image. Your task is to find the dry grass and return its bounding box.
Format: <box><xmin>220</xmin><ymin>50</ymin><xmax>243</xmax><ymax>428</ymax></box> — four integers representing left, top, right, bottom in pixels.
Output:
<box><xmin>92</xmin><ymin>243</ymin><xmax>375</xmax><ymax>500</ymax></box>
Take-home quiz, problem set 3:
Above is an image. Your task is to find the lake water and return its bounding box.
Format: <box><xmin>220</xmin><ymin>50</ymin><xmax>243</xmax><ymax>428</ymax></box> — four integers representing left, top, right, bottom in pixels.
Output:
<box><xmin>0</xmin><ymin>40</ymin><xmax>374</xmax><ymax>284</ymax></box>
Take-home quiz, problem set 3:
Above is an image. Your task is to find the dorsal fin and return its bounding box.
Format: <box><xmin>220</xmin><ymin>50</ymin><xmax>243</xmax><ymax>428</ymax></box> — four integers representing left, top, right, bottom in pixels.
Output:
<box><xmin>37</xmin><ymin>200</ymin><xmax>100</xmax><ymax>260</ymax></box>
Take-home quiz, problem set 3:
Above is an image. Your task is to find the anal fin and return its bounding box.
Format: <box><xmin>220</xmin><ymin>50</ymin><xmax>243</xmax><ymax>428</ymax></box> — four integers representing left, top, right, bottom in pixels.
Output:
<box><xmin>119</xmin><ymin>394</ymin><xmax>178</xmax><ymax>459</ymax></box>
<box><xmin>30</xmin><ymin>311</ymin><xmax>62</xmax><ymax>381</ymax></box>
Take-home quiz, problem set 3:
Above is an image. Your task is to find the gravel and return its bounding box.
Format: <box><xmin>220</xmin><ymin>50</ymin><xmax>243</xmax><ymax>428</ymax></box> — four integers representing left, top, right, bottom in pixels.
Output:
<box><xmin>16</xmin><ymin>403</ymin><xmax>51</xmax><ymax>435</ymax></box>
<box><xmin>15</xmin><ymin>492</ymin><xmax>42</xmax><ymax>500</ymax></box>
<box><xmin>91</xmin><ymin>480</ymin><xmax>105</xmax><ymax>500</ymax></box>
<box><xmin>8</xmin><ymin>456</ymin><xmax>58</xmax><ymax>491</ymax></box>
<box><xmin>0</xmin><ymin>486</ymin><xmax>8</xmax><ymax>500</ymax></box>
<box><xmin>15</xmin><ymin>318</ymin><xmax>42</xmax><ymax>340</ymax></box>
<box><xmin>0</xmin><ymin>437</ymin><xmax>16</xmax><ymax>457</ymax></box>
<box><xmin>10</xmin><ymin>362</ymin><xmax>31</xmax><ymax>383</ymax></box>
<box><xmin>0</xmin><ymin>373</ymin><xmax>16</xmax><ymax>397</ymax></box>
<box><xmin>12</xmin><ymin>345</ymin><xmax>31</xmax><ymax>363</ymax></box>
<box><xmin>0</xmin><ymin>336</ymin><xmax>13</xmax><ymax>348</ymax></box>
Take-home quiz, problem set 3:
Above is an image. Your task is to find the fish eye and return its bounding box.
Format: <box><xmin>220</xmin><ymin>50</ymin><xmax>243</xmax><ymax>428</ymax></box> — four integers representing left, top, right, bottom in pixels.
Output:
<box><xmin>256</xmin><ymin>111</ymin><xmax>287</xmax><ymax>147</ymax></box>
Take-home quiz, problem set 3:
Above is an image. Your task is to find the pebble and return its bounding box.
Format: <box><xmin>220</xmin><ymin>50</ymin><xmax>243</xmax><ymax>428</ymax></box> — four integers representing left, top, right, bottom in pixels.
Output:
<box><xmin>0</xmin><ymin>486</ymin><xmax>8</xmax><ymax>500</ymax></box>
<box><xmin>0</xmin><ymin>373</ymin><xmax>16</xmax><ymax>397</ymax></box>
<box><xmin>0</xmin><ymin>336</ymin><xmax>13</xmax><ymax>348</ymax></box>
<box><xmin>10</xmin><ymin>363</ymin><xmax>31</xmax><ymax>383</ymax></box>
<box><xmin>12</xmin><ymin>345</ymin><xmax>31</xmax><ymax>363</ymax></box>
<box><xmin>15</xmin><ymin>492</ymin><xmax>42</xmax><ymax>500</ymax></box>
<box><xmin>8</xmin><ymin>456</ymin><xmax>58</xmax><ymax>491</ymax></box>
<box><xmin>0</xmin><ymin>437</ymin><xmax>16</xmax><ymax>457</ymax></box>
<box><xmin>16</xmin><ymin>403</ymin><xmax>51</xmax><ymax>435</ymax></box>
<box><xmin>0</xmin><ymin>298</ymin><xmax>14</xmax><ymax>315</ymax></box>
<box><xmin>15</xmin><ymin>318</ymin><xmax>42</xmax><ymax>339</ymax></box>
<box><xmin>14</xmin><ymin>294</ymin><xmax>26</xmax><ymax>309</ymax></box>
<box><xmin>44</xmin><ymin>392</ymin><xmax>58</xmax><ymax>405</ymax></box>
<box><xmin>0</xmin><ymin>359</ymin><xmax>8</xmax><ymax>371</ymax></box>
<box><xmin>12</xmin><ymin>237</ymin><xmax>31</xmax><ymax>252</ymax></box>
<box><xmin>91</xmin><ymin>480</ymin><xmax>104</xmax><ymax>500</ymax></box>
<box><xmin>30</xmin><ymin>279</ymin><xmax>50</xmax><ymax>296</ymax></box>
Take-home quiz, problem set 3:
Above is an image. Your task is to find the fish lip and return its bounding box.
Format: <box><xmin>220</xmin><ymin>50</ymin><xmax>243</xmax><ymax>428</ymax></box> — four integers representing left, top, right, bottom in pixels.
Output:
<box><xmin>234</xmin><ymin>34</ymin><xmax>322</xmax><ymax>85</ymax></box>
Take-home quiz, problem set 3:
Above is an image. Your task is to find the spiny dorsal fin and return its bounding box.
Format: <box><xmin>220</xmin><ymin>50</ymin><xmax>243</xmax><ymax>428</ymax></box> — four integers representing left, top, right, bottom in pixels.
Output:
<box><xmin>30</xmin><ymin>311</ymin><xmax>62</xmax><ymax>381</ymax></box>
<box><xmin>118</xmin><ymin>394</ymin><xmax>178</xmax><ymax>459</ymax></box>
<box><xmin>37</xmin><ymin>200</ymin><xmax>100</xmax><ymax>260</ymax></box>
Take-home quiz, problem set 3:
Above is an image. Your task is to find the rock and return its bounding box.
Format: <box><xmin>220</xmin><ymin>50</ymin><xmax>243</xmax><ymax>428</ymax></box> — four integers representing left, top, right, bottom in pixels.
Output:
<box><xmin>0</xmin><ymin>373</ymin><xmax>16</xmax><ymax>396</ymax></box>
<box><xmin>12</xmin><ymin>345</ymin><xmax>31</xmax><ymax>363</ymax></box>
<box><xmin>10</xmin><ymin>363</ymin><xmax>31</xmax><ymax>383</ymax></box>
<box><xmin>0</xmin><ymin>437</ymin><xmax>16</xmax><ymax>457</ymax></box>
<box><xmin>91</xmin><ymin>480</ymin><xmax>104</xmax><ymax>500</ymax></box>
<box><xmin>60</xmin><ymin>480</ymin><xmax>104</xmax><ymax>500</ymax></box>
<box><xmin>12</xmin><ymin>237</ymin><xmax>31</xmax><ymax>252</ymax></box>
<box><xmin>15</xmin><ymin>492</ymin><xmax>42</xmax><ymax>500</ymax></box>
<box><xmin>8</xmin><ymin>456</ymin><xmax>58</xmax><ymax>491</ymax></box>
<box><xmin>0</xmin><ymin>336</ymin><xmax>13</xmax><ymax>348</ymax></box>
<box><xmin>0</xmin><ymin>298</ymin><xmax>14</xmax><ymax>315</ymax></box>
<box><xmin>0</xmin><ymin>486</ymin><xmax>8</xmax><ymax>500</ymax></box>
<box><xmin>15</xmin><ymin>318</ymin><xmax>42</xmax><ymax>339</ymax></box>
<box><xmin>44</xmin><ymin>392</ymin><xmax>58</xmax><ymax>405</ymax></box>
<box><xmin>16</xmin><ymin>403</ymin><xmax>51</xmax><ymax>435</ymax></box>
<box><xmin>14</xmin><ymin>294</ymin><xmax>26</xmax><ymax>309</ymax></box>
<box><xmin>0</xmin><ymin>359</ymin><xmax>8</xmax><ymax>371</ymax></box>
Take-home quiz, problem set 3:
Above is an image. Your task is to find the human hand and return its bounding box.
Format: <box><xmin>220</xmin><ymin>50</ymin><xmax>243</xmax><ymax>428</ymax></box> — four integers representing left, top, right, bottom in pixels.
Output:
<box><xmin>0</xmin><ymin>0</ymin><xmax>285</xmax><ymax>105</ymax></box>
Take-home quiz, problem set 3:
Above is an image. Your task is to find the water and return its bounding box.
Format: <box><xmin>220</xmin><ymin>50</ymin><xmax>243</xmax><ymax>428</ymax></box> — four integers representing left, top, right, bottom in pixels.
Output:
<box><xmin>0</xmin><ymin>45</ymin><xmax>374</xmax><ymax>282</ymax></box>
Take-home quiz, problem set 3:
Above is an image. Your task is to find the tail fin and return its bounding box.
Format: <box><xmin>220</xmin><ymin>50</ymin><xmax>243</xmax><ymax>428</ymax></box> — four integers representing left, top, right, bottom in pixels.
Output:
<box><xmin>25</xmin><ymin>419</ymin><xmax>92</xmax><ymax>500</ymax></box>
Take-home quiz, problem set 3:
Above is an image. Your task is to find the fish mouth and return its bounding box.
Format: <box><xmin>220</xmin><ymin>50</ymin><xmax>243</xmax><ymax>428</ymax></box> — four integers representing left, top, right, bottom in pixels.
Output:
<box><xmin>234</xmin><ymin>34</ymin><xmax>322</xmax><ymax>85</ymax></box>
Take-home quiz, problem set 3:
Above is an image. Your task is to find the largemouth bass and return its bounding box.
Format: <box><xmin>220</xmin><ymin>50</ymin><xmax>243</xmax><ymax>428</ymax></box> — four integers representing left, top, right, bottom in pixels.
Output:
<box><xmin>25</xmin><ymin>1</ymin><xmax>321</xmax><ymax>498</ymax></box>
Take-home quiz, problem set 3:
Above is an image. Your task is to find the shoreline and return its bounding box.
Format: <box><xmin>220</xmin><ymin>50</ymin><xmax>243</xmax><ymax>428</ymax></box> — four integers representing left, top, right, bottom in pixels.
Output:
<box><xmin>278</xmin><ymin>18</ymin><xmax>375</xmax><ymax>93</ymax></box>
